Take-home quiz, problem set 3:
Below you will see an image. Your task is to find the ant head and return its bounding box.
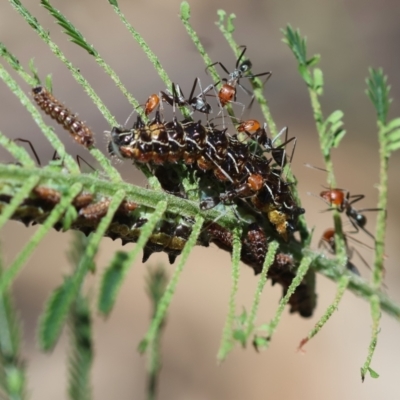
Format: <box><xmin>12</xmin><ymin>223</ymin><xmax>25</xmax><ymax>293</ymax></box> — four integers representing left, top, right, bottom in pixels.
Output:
<box><xmin>320</xmin><ymin>189</ymin><xmax>346</xmax><ymax>207</ymax></box>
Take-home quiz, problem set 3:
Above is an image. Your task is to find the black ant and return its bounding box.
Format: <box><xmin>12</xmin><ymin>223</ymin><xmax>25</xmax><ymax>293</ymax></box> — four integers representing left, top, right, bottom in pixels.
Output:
<box><xmin>236</xmin><ymin>120</ymin><xmax>297</xmax><ymax>173</ymax></box>
<box><xmin>160</xmin><ymin>78</ymin><xmax>212</xmax><ymax>115</ymax></box>
<box><xmin>319</xmin><ymin>227</ymin><xmax>376</xmax><ymax>274</ymax></box>
<box><xmin>320</xmin><ymin>189</ymin><xmax>382</xmax><ymax>241</ymax></box>
<box><xmin>144</xmin><ymin>78</ymin><xmax>212</xmax><ymax>117</ymax></box>
<box><xmin>202</xmin><ymin>46</ymin><xmax>271</xmax><ymax>111</ymax></box>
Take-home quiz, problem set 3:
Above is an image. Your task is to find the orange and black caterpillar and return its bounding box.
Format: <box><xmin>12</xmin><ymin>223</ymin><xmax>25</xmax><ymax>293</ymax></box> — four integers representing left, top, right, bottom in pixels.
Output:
<box><xmin>32</xmin><ymin>86</ymin><xmax>95</xmax><ymax>148</ymax></box>
<box><xmin>108</xmin><ymin>112</ymin><xmax>304</xmax><ymax>240</ymax></box>
<box><xmin>0</xmin><ymin>185</ymin><xmax>315</xmax><ymax>317</ymax></box>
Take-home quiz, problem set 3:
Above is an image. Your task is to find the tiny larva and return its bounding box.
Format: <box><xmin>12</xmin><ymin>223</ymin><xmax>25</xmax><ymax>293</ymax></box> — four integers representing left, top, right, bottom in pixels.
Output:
<box><xmin>32</xmin><ymin>86</ymin><xmax>95</xmax><ymax>148</ymax></box>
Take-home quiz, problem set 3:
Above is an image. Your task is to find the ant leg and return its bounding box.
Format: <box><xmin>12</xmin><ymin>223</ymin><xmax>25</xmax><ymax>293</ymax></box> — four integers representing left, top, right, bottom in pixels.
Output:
<box><xmin>188</xmin><ymin>77</ymin><xmax>198</xmax><ymax>105</ymax></box>
<box><xmin>347</xmin><ymin>216</ymin><xmax>376</xmax><ymax>242</ymax></box>
<box><xmin>248</xmin><ymin>73</ymin><xmax>272</xmax><ymax>110</ymax></box>
<box><xmin>346</xmin><ymin>233</ymin><xmax>375</xmax><ymax>251</ymax></box>
<box><xmin>206</xmin><ymin>61</ymin><xmax>230</xmax><ymax>76</ymax></box>
<box><xmin>52</xmin><ymin>150</ymin><xmax>60</xmax><ymax>161</ymax></box>
<box><xmin>351</xmin><ymin>246</ymin><xmax>371</xmax><ymax>271</ymax></box>
<box><xmin>236</xmin><ymin>45</ymin><xmax>248</xmax><ymax>68</ymax></box>
<box><xmin>274</xmin><ymin>134</ymin><xmax>297</xmax><ymax>171</ymax></box>
<box><xmin>194</xmin><ymin>78</ymin><xmax>212</xmax><ymax>116</ymax></box>
<box><xmin>160</xmin><ymin>90</ymin><xmax>174</xmax><ymax>107</ymax></box>
<box><xmin>237</xmin><ymin>82</ymin><xmax>254</xmax><ymax>98</ymax></box>
<box><xmin>14</xmin><ymin>138</ymin><xmax>41</xmax><ymax>166</ymax></box>
<box><xmin>347</xmin><ymin>194</ymin><xmax>365</xmax><ymax>206</ymax></box>
<box><xmin>223</xmin><ymin>99</ymin><xmax>246</xmax><ymax>123</ymax></box>
<box><xmin>172</xmin><ymin>83</ymin><xmax>186</xmax><ymax>105</ymax></box>
<box><xmin>76</xmin><ymin>155</ymin><xmax>96</xmax><ymax>172</ymax></box>
<box><xmin>171</xmin><ymin>83</ymin><xmax>179</xmax><ymax>115</ymax></box>
<box><xmin>248</xmin><ymin>71</ymin><xmax>272</xmax><ymax>80</ymax></box>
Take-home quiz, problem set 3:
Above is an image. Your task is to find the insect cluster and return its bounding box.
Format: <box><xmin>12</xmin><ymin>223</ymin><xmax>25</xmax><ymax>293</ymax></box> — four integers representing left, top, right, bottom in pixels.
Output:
<box><xmin>21</xmin><ymin>46</ymin><xmax>318</xmax><ymax>316</ymax></box>
<box><xmin>108</xmin><ymin>47</ymin><xmax>304</xmax><ymax>242</ymax></box>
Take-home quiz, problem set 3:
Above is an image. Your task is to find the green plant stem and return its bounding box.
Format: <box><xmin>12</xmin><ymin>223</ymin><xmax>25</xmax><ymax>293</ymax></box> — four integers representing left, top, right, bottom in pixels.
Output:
<box><xmin>0</xmin><ymin>42</ymin><xmax>36</xmax><ymax>86</ymax></box>
<box><xmin>98</xmin><ymin>201</ymin><xmax>168</xmax><ymax>316</ymax></box>
<box><xmin>245</xmin><ymin>241</ymin><xmax>279</xmax><ymax>338</ymax></box>
<box><xmin>1</xmin><ymin>163</ymin><xmax>399</xmax><ymax>320</ymax></box>
<box><xmin>147</xmin><ymin>327</ymin><xmax>161</xmax><ymax>400</ymax></box>
<box><xmin>0</xmin><ymin>176</ymin><xmax>39</xmax><ymax>231</ymax></box>
<box><xmin>146</xmin><ymin>267</ymin><xmax>168</xmax><ymax>400</ymax></box>
<box><xmin>0</xmin><ymin>252</ymin><xmax>26</xmax><ymax>400</ymax></box>
<box><xmin>139</xmin><ymin>216</ymin><xmax>204</xmax><ymax>353</ymax></box>
<box><xmin>265</xmin><ymin>254</ymin><xmax>314</xmax><ymax>345</ymax></box>
<box><xmin>0</xmin><ymin>164</ymin><xmax>236</xmax><ymax>230</ymax></box>
<box><xmin>0</xmin><ymin>183</ymin><xmax>83</xmax><ymax>291</ymax></box>
<box><xmin>302</xmin><ymin>274</ymin><xmax>350</xmax><ymax>347</ymax></box>
<box><xmin>361</xmin><ymin>295</ymin><xmax>381</xmax><ymax>381</ymax></box>
<box><xmin>217</xmin><ymin>227</ymin><xmax>242</xmax><ymax>361</ymax></box>
<box><xmin>373</xmin><ymin>120</ymin><xmax>389</xmax><ymax>288</ymax></box>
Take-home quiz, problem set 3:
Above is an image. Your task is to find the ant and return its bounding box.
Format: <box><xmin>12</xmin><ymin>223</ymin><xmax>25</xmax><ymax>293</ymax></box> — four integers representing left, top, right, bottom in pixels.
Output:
<box><xmin>202</xmin><ymin>46</ymin><xmax>271</xmax><ymax>112</ymax></box>
<box><xmin>160</xmin><ymin>78</ymin><xmax>212</xmax><ymax>115</ymax></box>
<box><xmin>144</xmin><ymin>78</ymin><xmax>212</xmax><ymax>117</ymax></box>
<box><xmin>320</xmin><ymin>188</ymin><xmax>382</xmax><ymax>241</ymax></box>
<box><xmin>237</xmin><ymin>120</ymin><xmax>297</xmax><ymax>172</ymax></box>
<box><xmin>319</xmin><ymin>227</ymin><xmax>376</xmax><ymax>274</ymax></box>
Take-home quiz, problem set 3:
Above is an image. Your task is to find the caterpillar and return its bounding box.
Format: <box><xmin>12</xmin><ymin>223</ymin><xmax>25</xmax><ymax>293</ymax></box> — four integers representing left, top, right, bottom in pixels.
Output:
<box><xmin>0</xmin><ymin>185</ymin><xmax>315</xmax><ymax>317</ymax></box>
<box><xmin>32</xmin><ymin>86</ymin><xmax>95</xmax><ymax>148</ymax></box>
<box><xmin>108</xmin><ymin>112</ymin><xmax>304</xmax><ymax>240</ymax></box>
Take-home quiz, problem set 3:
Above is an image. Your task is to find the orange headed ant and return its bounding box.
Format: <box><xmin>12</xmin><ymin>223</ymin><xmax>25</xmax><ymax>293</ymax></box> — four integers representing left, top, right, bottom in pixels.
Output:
<box><xmin>202</xmin><ymin>46</ymin><xmax>271</xmax><ymax>115</ymax></box>
<box><xmin>319</xmin><ymin>227</ymin><xmax>376</xmax><ymax>274</ymax></box>
<box><xmin>319</xmin><ymin>188</ymin><xmax>382</xmax><ymax>241</ymax></box>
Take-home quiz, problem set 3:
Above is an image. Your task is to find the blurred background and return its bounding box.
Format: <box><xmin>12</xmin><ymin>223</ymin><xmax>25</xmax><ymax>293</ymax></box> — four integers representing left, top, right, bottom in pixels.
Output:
<box><xmin>1</xmin><ymin>0</ymin><xmax>400</xmax><ymax>399</ymax></box>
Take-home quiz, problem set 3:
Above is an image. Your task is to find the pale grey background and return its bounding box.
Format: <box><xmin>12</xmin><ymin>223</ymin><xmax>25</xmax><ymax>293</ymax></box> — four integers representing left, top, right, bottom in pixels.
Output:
<box><xmin>1</xmin><ymin>1</ymin><xmax>400</xmax><ymax>399</ymax></box>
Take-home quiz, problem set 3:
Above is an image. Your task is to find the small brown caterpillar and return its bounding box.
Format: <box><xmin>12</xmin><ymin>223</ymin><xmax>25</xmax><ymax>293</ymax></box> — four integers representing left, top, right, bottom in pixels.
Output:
<box><xmin>32</xmin><ymin>86</ymin><xmax>94</xmax><ymax>148</ymax></box>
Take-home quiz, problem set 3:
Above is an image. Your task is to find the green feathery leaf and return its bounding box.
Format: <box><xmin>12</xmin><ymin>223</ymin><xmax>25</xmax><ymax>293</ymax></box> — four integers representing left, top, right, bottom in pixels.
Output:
<box><xmin>361</xmin><ymin>295</ymin><xmax>381</xmax><ymax>381</ymax></box>
<box><xmin>38</xmin><ymin>190</ymin><xmax>126</xmax><ymax>350</ymax></box>
<box><xmin>145</xmin><ymin>266</ymin><xmax>169</xmax><ymax>399</ymax></box>
<box><xmin>41</xmin><ymin>0</ymin><xmax>98</xmax><ymax>56</ymax></box>
<box><xmin>98</xmin><ymin>201</ymin><xmax>168</xmax><ymax>316</ymax></box>
<box><xmin>0</xmin><ymin>251</ymin><xmax>26</xmax><ymax>400</ymax></box>
<box><xmin>139</xmin><ymin>215</ymin><xmax>204</xmax><ymax>353</ymax></box>
<box><xmin>366</xmin><ymin>68</ymin><xmax>391</xmax><ymax>125</ymax></box>
<box><xmin>98</xmin><ymin>251</ymin><xmax>130</xmax><ymax>315</ymax></box>
<box><xmin>67</xmin><ymin>234</ymin><xmax>94</xmax><ymax>400</ymax></box>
